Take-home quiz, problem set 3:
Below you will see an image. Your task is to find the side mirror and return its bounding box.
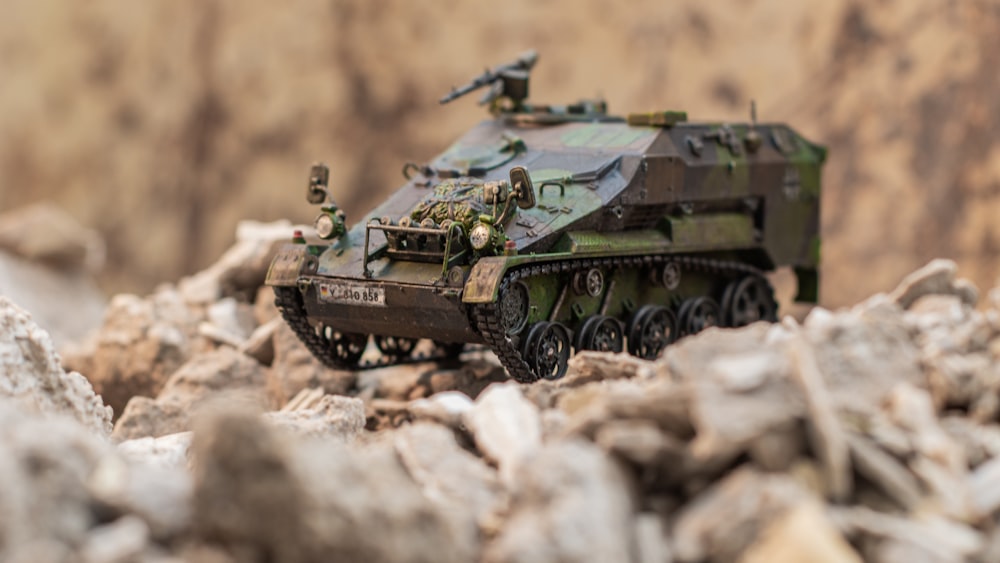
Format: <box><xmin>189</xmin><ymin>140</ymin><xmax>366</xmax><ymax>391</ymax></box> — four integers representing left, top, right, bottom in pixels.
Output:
<box><xmin>306</xmin><ymin>162</ymin><xmax>329</xmax><ymax>204</ymax></box>
<box><xmin>509</xmin><ymin>166</ymin><xmax>535</xmax><ymax>209</ymax></box>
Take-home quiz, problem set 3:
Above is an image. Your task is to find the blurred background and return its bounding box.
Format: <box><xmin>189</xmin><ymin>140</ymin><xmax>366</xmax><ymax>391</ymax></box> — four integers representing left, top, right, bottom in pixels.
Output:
<box><xmin>1</xmin><ymin>0</ymin><xmax>998</xmax><ymax>307</ymax></box>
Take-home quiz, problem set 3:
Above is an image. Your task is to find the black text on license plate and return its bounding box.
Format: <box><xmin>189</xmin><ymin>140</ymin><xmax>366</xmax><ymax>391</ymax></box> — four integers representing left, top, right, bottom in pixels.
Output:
<box><xmin>318</xmin><ymin>283</ymin><xmax>386</xmax><ymax>307</ymax></box>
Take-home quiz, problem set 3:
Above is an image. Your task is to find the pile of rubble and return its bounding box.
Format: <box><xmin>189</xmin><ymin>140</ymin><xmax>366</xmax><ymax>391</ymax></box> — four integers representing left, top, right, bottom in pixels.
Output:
<box><xmin>1</xmin><ymin>220</ymin><xmax>999</xmax><ymax>562</ymax></box>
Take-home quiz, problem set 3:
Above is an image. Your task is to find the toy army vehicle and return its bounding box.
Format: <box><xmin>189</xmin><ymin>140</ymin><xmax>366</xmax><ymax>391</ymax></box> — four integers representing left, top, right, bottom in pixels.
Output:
<box><xmin>267</xmin><ymin>50</ymin><xmax>825</xmax><ymax>382</ymax></box>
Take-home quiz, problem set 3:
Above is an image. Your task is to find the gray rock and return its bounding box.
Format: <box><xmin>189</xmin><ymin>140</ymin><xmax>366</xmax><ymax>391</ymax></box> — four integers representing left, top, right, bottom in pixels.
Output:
<box><xmin>0</xmin><ymin>400</ymin><xmax>114</xmax><ymax>562</ymax></box>
<box><xmin>113</xmin><ymin>348</ymin><xmax>273</xmax><ymax>439</ymax></box>
<box><xmin>294</xmin><ymin>422</ymin><xmax>482</xmax><ymax>562</ymax></box>
<box><xmin>190</xmin><ymin>409</ymin><xmax>316</xmax><ymax>562</ymax></box>
<box><xmin>889</xmin><ymin>259</ymin><xmax>957</xmax><ymax>308</ymax></box>
<box><xmin>265</xmin><ymin>394</ymin><xmax>365</xmax><ymax>441</ymax></box>
<box><xmin>82</xmin><ymin>290</ymin><xmax>201</xmax><ymax>417</ymax></box>
<box><xmin>392</xmin><ymin>422</ymin><xmax>505</xmax><ymax>526</ymax></box>
<box><xmin>672</xmin><ymin>467</ymin><xmax>816</xmax><ymax>563</ymax></box>
<box><xmin>465</xmin><ymin>382</ymin><xmax>542</xmax><ymax>486</ymax></box>
<box><xmin>271</xmin><ymin>322</ymin><xmax>356</xmax><ymax>405</ymax></box>
<box><xmin>79</xmin><ymin>515</ymin><xmax>151</xmax><ymax>563</ymax></box>
<box><xmin>0</xmin><ymin>297</ymin><xmax>112</xmax><ymax>435</ymax></box>
<box><xmin>483</xmin><ymin>439</ymin><xmax>635</xmax><ymax>563</ymax></box>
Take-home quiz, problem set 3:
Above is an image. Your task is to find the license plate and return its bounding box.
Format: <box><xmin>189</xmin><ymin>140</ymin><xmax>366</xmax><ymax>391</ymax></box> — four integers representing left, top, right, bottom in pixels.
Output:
<box><xmin>318</xmin><ymin>282</ymin><xmax>386</xmax><ymax>307</ymax></box>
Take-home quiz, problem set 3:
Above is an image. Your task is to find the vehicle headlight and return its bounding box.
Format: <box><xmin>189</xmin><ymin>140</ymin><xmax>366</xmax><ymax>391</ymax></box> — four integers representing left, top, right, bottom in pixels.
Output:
<box><xmin>314</xmin><ymin>213</ymin><xmax>336</xmax><ymax>239</ymax></box>
<box><xmin>469</xmin><ymin>222</ymin><xmax>492</xmax><ymax>250</ymax></box>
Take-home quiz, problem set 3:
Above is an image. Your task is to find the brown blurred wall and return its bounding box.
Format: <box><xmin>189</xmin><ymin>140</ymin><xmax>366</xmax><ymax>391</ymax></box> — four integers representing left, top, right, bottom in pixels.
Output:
<box><xmin>1</xmin><ymin>0</ymin><xmax>998</xmax><ymax>306</ymax></box>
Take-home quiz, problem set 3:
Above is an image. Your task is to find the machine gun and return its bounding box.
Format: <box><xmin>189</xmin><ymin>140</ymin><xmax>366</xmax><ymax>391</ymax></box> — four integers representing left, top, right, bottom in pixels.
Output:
<box><xmin>439</xmin><ymin>49</ymin><xmax>539</xmax><ymax>110</ymax></box>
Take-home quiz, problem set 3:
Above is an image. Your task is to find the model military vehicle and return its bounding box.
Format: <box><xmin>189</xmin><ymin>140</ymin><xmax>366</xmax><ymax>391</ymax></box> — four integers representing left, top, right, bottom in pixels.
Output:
<box><xmin>267</xmin><ymin>50</ymin><xmax>825</xmax><ymax>381</ymax></box>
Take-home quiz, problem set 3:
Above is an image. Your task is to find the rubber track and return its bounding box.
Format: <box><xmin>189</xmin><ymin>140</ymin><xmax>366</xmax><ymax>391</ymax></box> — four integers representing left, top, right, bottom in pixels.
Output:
<box><xmin>274</xmin><ymin>285</ymin><xmax>473</xmax><ymax>370</ymax></box>
<box><xmin>470</xmin><ymin>255</ymin><xmax>766</xmax><ymax>383</ymax></box>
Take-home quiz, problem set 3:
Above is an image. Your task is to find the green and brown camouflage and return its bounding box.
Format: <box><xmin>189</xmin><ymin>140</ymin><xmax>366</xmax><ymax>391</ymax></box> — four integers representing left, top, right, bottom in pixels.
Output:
<box><xmin>267</xmin><ymin>50</ymin><xmax>825</xmax><ymax>382</ymax></box>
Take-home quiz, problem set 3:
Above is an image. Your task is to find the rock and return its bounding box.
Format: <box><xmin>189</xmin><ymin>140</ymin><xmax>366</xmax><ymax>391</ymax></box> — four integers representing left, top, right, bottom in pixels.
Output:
<box><xmin>483</xmin><ymin>439</ymin><xmax>635</xmax><ymax>563</ymax></box>
<box><xmin>968</xmin><ymin>454</ymin><xmax>1000</xmax><ymax>518</ymax></box>
<box><xmin>0</xmin><ymin>400</ymin><xmax>114</xmax><ymax>562</ymax></box>
<box><xmin>270</xmin><ymin>322</ymin><xmax>356</xmax><ymax>405</ymax></box>
<box><xmin>565</xmin><ymin>351</ymin><xmax>659</xmax><ymax>385</ymax></box>
<box><xmin>424</xmin><ymin>360</ymin><xmax>510</xmax><ymax>398</ymax></box>
<box><xmin>804</xmin><ymin>298</ymin><xmax>923</xmax><ymax>416</ymax></box>
<box><xmin>157</xmin><ymin>347</ymin><xmax>271</xmax><ymax>404</ymax></box>
<box><xmin>204</xmin><ymin>297</ymin><xmax>257</xmax><ymax>344</ymax></box>
<box><xmin>82</xmin><ymin>290</ymin><xmax>201</xmax><ymax>417</ymax></box>
<box><xmin>941</xmin><ymin>416</ymin><xmax>1000</xmax><ymax>469</ymax></box>
<box><xmin>672</xmin><ymin>467</ymin><xmax>816</xmax><ymax>563</ymax></box>
<box><xmin>190</xmin><ymin>409</ymin><xmax>316</xmax><ymax>562</ymax></box>
<box><xmin>113</xmin><ymin>348</ymin><xmax>272</xmax><ymax>439</ymax></box>
<box><xmin>265</xmin><ymin>394</ymin><xmax>365</xmax><ymax>441</ymax></box>
<box><xmin>830</xmin><ymin>506</ymin><xmax>983</xmax><ymax>561</ymax></box>
<box><xmin>594</xmin><ymin>419</ymin><xmax>675</xmax><ymax>466</ymax></box>
<box><xmin>787</xmin><ymin>331</ymin><xmax>852</xmax><ymax>501</ymax></box>
<box><xmin>465</xmin><ymin>383</ymin><xmax>542</xmax><ymax>486</ymax></box>
<box><xmin>889</xmin><ymin>258</ymin><xmax>976</xmax><ymax>309</ymax></box>
<box><xmin>239</xmin><ymin>318</ymin><xmax>280</xmax><ymax>366</ymax></box>
<box><xmin>408</xmin><ymin>391</ymin><xmax>475</xmax><ymax>428</ymax></box>
<box><xmin>664</xmin><ymin>324</ymin><xmax>805</xmax><ymax>462</ymax></box>
<box><xmin>633</xmin><ymin>513</ymin><xmax>673</xmax><ymax>563</ymax></box>
<box><xmin>113</xmin><ymin>396</ymin><xmax>189</xmax><ymax>441</ymax></box>
<box><xmin>0</xmin><ymin>297</ymin><xmax>112</xmax><ymax>435</ymax></box>
<box><xmin>79</xmin><ymin>515</ymin><xmax>150</xmax><ymax>563</ymax></box>
<box><xmin>883</xmin><ymin>384</ymin><xmax>971</xmax><ymax>518</ymax></box>
<box><xmin>845</xmin><ymin>432</ymin><xmax>922</xmax><ymax>511</ymax></box>
<box><xmin>392</xmin><ymin>423</ymin><xmax>505</xmax><ymax>525</ymax></box>
<box><xmin>359</xmin><ymin>363</ymin><xmax>426</xmax><ymax>400</ymax></box>
<box><xmin>116</xmin><ymin>432</ymin><xmax>192</xmax><ymax>469</ymax></box>
<box><xmin>0</xmin><ymin>203</ymin><xmax>105</xmax><ymax>272</ymax></box>
<box><xmin>293</xmin><ymin>427</ymin><xmax>480</xmax><ymax>562</ymax></box>
<box><xmin>741</xmin><ymin>502</ymin><xmax>862</xmax><ymax>563</ymax></box>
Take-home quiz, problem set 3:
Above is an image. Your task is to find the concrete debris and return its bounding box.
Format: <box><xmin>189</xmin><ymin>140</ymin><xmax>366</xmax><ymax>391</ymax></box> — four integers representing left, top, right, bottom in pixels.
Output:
<box><xmin>265</xmin><ymin>394</ymin><xmax>365</xmax><ymax>441</ymax></box>
<box><xmin>76</xmin><ymin>289</ymin><xmax>201</xmax><ymax>417</ymax></box>
<box><xmin>5</xmin><ymin>238</ymin><xmax>1000</xmax><ymax>562</ymax></box>
<box><xmin>483</xmin><ymin>439</ymin><xmax>635</xmax><ymax>563</ymax></box>
<box><xmin>0</xmin><ymin>297</ymin><xmax>112</xmax><ymax>436</ymax></box>
<box><xmin>465</xmin><ymin>382</ymin><xmax>543</xmax><ymax>486</ymax></box>
<box><xmin>113</xmin><ymin>348</ymin><xmax>272</xmax><ymax>440</ymax></box>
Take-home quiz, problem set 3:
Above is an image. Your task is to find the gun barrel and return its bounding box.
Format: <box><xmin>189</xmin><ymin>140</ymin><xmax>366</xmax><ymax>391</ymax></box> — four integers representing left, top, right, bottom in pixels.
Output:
<box><xmin>439</xmin><ymin>50</ymin><xmax>538</xmax><ymax>105</ymax></box>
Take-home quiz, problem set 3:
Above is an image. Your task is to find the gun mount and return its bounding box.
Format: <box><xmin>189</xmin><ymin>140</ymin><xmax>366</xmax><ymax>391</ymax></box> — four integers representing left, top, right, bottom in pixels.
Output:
<box><xmin>439</xmin><ymin>49</ymin><xmax>539</xmax><ymax>110</ymax></box>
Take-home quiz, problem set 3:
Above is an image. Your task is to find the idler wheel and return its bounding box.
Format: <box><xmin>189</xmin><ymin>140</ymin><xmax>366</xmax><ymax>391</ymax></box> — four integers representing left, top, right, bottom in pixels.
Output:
<box><xmin>522</xmin><ymin>321</ymin><xmax>572</xmax><ymax>380</ymax></box>
<box><xmin>721</xmin><ymin>275</ymin><xmax>778</xmax><ymax>327</ymax></box>
<box><xmin>627</xmin><ymin>305</ymin><xmax>676</xmax><ymax>360</ymax></box>
<box><xmin>577</xmin><ymin>315</ymin><xmax>624</xmax><ymax>353</ymax></box>
<box><xmin>318</xmin><ymin>325</ymin><xmax>368</xmax><ymax>366</ymax></box>
<box><xmin>374</xmin><ymin>335</ymin><xmax>417</xmax><ymax>360</ymax></box>
<box><xmin>677</xmin><ymin>297</ymin><xmax>721</xmax><ymax>336</ymax></box>
<box><xmin>499</xmin><ymin>281</ymin><xmax>530</xmax><ymax>335</ymax></box>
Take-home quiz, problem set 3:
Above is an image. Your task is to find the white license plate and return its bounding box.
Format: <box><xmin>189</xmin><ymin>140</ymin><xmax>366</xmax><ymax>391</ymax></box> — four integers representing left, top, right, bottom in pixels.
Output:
<box><xmin>318</xmin><ymin>282</ymin><xmax>386</xmax><ymax>307</ymax></box>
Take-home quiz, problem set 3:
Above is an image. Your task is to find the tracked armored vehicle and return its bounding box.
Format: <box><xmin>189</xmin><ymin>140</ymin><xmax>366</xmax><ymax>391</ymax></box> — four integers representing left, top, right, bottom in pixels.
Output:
<box><xmin>267</xmin><ymin>50</ymin><xmax>825</xmax><ymax>382</ymax></box>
